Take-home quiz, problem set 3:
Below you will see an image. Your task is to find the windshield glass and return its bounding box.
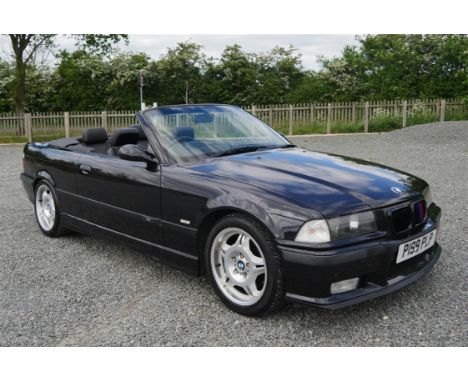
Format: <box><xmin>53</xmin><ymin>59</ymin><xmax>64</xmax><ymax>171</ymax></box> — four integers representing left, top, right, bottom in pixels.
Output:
<box><xmin>143</xmin><ymin>105</ymin><xmax>289</xmax><ymax>163</ymax></box>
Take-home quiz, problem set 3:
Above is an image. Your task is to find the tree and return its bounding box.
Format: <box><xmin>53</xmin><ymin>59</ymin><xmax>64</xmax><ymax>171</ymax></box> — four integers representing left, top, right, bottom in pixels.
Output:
<box><xmin>256</xmin><ymin>46</ymin><xmax>304</xmax><ymax>104</ymax></box>
<box><xmin>106</xmin><ymin>53</ymin><xmax>153</xmax><ymax>109</ymax></box>
<box><xmin>8</xmin><ymin>34</ymin><xmax>55</xmax><ymax>113</ymax></box>
<box><xmin>5</xmin><ymin>34</ymin><xmax>127</xmax><ymax>113</ymax></box>
<box><xmin>151</xmin><ymin>41</ymin><xmax>206</xmax><ymax>105</ymax></box>
<box><xmin>319</xmin><ymin>34</ymin><xmax>468</xmax><ymax>101</ymax></box>
<box><xmin>47</xmin><ymin>50</ymin><xmax>111</xmax><ymax>111</ymax></box>
<box><xmin>287</xmin><ymin>71</ymin><xmax>328</xmax><ymax>103</ymax></box>
<box><xmin>209</xmin><ymin>44</ymin><xmax>258</xmax><ymax>104</ymax></box>
<box><xmin>0</xmin><ymin>58</ymin><xmax>15</xmax><ymax>112</ymax></box>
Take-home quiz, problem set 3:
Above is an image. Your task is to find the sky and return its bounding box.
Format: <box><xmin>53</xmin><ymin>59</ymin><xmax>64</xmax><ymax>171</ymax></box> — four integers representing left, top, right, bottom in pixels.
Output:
<box><xmin>0</xmin><ymin>34</ymin><xmax>358</xmax><ymax>70</ymax></box>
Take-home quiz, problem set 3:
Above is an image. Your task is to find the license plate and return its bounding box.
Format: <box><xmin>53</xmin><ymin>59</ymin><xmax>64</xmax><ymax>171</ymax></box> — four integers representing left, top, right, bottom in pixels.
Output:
<box><xmin>396</xmin><ymin>230</ymin><xmax>437</xmax><ymax>264</ymax></box>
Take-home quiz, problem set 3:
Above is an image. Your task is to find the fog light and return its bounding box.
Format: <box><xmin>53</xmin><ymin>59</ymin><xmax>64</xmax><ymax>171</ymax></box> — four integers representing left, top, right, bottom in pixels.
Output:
<box><xmin>331</xmin><ymin>277</ymin><xmax>359</xmax><ymax>294</ymax></box>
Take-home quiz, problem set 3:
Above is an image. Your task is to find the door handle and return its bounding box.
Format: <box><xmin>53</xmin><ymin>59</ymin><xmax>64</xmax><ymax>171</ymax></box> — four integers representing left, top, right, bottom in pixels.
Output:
<box><xmin>80</xmin><ymin>164</ymin><xmax>92</xmax><ymax>175</ymax></box>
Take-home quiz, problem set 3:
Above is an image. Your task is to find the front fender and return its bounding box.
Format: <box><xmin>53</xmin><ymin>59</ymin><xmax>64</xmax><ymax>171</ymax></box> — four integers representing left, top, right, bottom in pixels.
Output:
<box><xmin>203</xmin><ymin>193</ymin><xmax>309</xmax><ymax>240</ymax></box>
<box><xmin>205</xmin><ymin>196</ymin><xmax>280</xmax><ymax>237</ymax></box>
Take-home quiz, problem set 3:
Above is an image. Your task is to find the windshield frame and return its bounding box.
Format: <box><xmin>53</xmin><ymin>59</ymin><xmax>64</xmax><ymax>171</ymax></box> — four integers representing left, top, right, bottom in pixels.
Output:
<box><xmin>141</xmin><ymin>104</ymin><xmax>290</xmax><ymax>164</ymax></box>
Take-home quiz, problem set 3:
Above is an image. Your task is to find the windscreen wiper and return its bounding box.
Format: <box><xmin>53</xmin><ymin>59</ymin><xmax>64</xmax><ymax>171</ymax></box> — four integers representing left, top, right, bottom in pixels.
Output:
<box><xmin>214</xmin><ymin>146</ymin><xmax>269</xmax><ymax>157</ymax></box>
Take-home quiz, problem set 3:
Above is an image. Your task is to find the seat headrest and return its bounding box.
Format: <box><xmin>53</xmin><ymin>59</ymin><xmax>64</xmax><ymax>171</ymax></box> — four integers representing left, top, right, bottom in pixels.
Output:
<box><xmin>81</xmin><ymin>127</ymin><xmax>108</xmax><ymax>144</ymax></box>
<box><xmin>175</xmin><ymin>126</ymin><xmax>194</xmax><ymax>142</ymax></box>
<box><xmin>130</xmin><ymin>124</ymin><xmax>146</xmax><ymax>139</ymax></box>
<box><xmin>109</xmin><ymin>128</ymin><xmax>140</xmax><ymax>147</ymax></box>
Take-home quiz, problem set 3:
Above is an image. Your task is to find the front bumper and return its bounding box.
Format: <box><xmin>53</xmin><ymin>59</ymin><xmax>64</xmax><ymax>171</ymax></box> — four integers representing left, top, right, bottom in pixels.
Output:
<box><xmin>279</xmin><ymin>206</ymin><xmax>442</xmax><ymax>310</ymax></box>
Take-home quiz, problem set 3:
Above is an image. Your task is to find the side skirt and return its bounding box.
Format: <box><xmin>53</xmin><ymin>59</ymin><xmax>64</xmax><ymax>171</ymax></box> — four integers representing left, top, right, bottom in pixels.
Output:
<box><xmin>61</xmin><ymin>213</ymin><xmax>200</xmax><ymax>276</ymax></box>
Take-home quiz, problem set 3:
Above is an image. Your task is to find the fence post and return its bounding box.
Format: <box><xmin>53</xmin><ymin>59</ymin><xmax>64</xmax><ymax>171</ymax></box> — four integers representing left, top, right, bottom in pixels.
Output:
<box><xmin>364</xmin><ymin>102</ymin><xmax>369</xmax><ymax>133</ymax></box>
<box><xmin>101</xmin><ymin>111</ymin><xmax>108</xmax><ymax>131</ymax></box>
<box><xmin>327</xmin><ymin>103</ymin><xmax>332</xmax><ymax>134</ymax></box>
<box><xmin>310</xmin><ymin>104</ymin><xmax>315</xmax><ymax>125</ymax></box>
<box><xmin>440</xmin><ymin>100</ymin><xmax>446</xmax><ymax>122</ymax></box>
<box><xmin>251</xmin><ymin>104</ymin><xmax>256</xmax><ymax>117</ymax></box>
<box><xmin>402</xmin><ymin>101</ymin><xmax>407</xmax><ymax>128</ymax></box>
<box><xmin>24</xmin><ymin>113</ymin><xmax>32</xmax><ymax>143</ymax></box>
<box><xmin>288</xmin><ymin>104</ymin><xmax>293</xmax><ymax>136</ymax></box>
<box><xmin>64</xmin><ymin>112</ymin><xmax>70</xmax><ymax>138</ymax></box>
<box><xmin>268</xmin><ymin>107</ymin><xmax>273</xmax><ymax>127</ymax></box>
<box><xmin>352</xmin><ymin>102</ymin><xmax>356</xmax><ymax>124</ymax></box>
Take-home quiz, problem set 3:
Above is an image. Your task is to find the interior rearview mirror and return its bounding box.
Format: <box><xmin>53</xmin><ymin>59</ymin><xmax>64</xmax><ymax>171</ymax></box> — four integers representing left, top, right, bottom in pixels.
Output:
<box><xmin>118</xmin><ymin>144</ymin><xmax>158</xmax><ymax>171</ymax></box>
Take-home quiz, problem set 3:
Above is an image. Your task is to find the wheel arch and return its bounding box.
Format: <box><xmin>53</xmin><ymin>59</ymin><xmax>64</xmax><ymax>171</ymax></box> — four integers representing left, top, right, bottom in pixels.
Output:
<box><xmin>33</xmin><ymin>170</ymin><xmax>56</xmax><ymax>190</ymax></box>
<box><xmin>196</xmin><ymin>206</ymin><xmax>279</xmax><ymax>275</ymax></box>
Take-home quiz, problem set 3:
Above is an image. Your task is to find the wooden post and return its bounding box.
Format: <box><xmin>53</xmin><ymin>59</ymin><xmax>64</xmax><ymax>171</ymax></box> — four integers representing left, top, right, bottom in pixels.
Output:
<box><xmin>64</xmin><ymin>112</ymin><xmax>70</xmax><ymax>138</ymax></box>
<box><xmin>268</xmin><ymin>107</ymin><xmax>273</xmax><ymax>127</ymax></box>
<box><xmin>364</xmin><ymin>102</ymin><xmax>369</xmax><ymax>133</ymax></box>
<box><xmin>310</xmin><ymin>104</ymin><xmax>315</xmax><ymax>125</ymax></box>
<box><xmin>327</xmin><ymin>103</ymin><xmax>332</xmax><ymax>134</ymax></box>
<box><xmin>440</xmin><ymin>100</ymin><xmax>446</xmax><ymax>122</ymax></box>
<box><xmin>251</xmin><ymin>104</ymin><xmax>256</xmax><ymax>117</ymax></box>
<box><xmin>25</xmin><ymin>113</ymin><xmax>32</xmax><ymax>143</ymax></box>
<box><xmin>288</xmin><ymin>104</ymin><xmax>293</xmax><ymax>136</ymax></box>
<box><xmin>101</xmin><ymin>111</ymin><xmax>108</xmax><ymax>131</ymax></box>
<box><xmin>352</xmin><ymin>102</ymin><xmax>356</xmax><ymax>124</ymax></box>
<box><xmin>402</xmin><ymin>101</ymin><xmax>407</xmax><ymax>128</ymax></box>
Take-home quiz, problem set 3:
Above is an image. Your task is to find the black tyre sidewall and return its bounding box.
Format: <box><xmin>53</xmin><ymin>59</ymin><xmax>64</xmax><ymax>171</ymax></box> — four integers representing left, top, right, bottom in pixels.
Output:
<box><xmin>205</xmin><ymin>214</ymin><xmax>284</xmax><ymax>316</ymax></box>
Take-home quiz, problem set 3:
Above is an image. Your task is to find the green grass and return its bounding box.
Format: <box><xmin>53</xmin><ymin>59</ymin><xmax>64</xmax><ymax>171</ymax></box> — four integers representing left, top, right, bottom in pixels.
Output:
<box><xmin>279</xmin><ymin>111</ymin><xmax>468</xmax><ymax>135</ymax></box>
<box><xmin>0</xmin><ymin>134</ymin><xmax>65</xmax><ymax>144</ymax></box>
<box><xmin>446</xmin><ymin>111</ymin><xmax>468</xmax><ymax>121</ymax></box>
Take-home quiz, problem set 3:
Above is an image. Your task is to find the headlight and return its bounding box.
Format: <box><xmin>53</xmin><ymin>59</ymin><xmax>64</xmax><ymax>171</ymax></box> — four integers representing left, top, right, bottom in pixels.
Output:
<box><xmin>295</xmin><ymin>219</ymin><xmax>330</xmax><ymax>243</ymax></box>
<box><xmin>423</xmin><ymin>187</ymin><xmax>432</xmax><ymax>207</ymax></box>
<box><xmin>295</xmin><ymin>211</ymin><xmax>377</xmax><ymax>243</ymax></box>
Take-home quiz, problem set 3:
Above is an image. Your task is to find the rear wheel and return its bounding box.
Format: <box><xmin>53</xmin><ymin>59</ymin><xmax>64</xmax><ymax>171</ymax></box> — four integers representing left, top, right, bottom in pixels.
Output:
<box><xmin>34</xmin><ymin>180</ymin><xmax>67</xmax><ymax>237</ymax></box>
<box><xmin>205</xmin><ymin>213</ymin><xmax>285</xmax><ymax>316</ymax></box>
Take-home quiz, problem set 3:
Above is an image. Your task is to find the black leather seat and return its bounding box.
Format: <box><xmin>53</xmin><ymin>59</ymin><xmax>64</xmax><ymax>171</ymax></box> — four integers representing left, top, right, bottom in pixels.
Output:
<box><xmin>107</xmin><ymin>128</ymin><xmax>140</xmax><ymax>156</ymax></box>
<box><xmin>174</xmin><ymin>126</ymin><xmax>194</xmax><ymax>142</ymax></box>
<box><xmin>74</xmin><ymin>127</ymin><xmax>109</xmax><ymax>153</ymax></box>
<box><xmin>131</xmin><ymin>124</ymin><xmax>149</xmax><ymax>151</ymax></box>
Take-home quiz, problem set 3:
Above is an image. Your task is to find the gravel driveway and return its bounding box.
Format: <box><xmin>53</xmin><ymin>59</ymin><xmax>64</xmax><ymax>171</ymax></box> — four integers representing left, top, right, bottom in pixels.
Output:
<box><xmin>0</xmin><ymin>121</ymin><xmax>467</xmax><ymax>346</ymax></box>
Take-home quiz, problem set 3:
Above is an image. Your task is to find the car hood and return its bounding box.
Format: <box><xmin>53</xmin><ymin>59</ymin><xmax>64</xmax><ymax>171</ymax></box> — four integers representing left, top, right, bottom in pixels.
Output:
<box><xmin>185</xmin><ymin>148</ymin><xmax>428</xmax><ymax>217</ymax></box>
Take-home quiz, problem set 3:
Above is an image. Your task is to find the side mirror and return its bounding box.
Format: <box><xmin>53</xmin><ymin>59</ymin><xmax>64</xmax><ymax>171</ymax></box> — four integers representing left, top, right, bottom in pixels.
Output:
<box><xmin>118</xmin><ymin>144</ymin><xmax>158</xmax><ymax>171</ymax></box>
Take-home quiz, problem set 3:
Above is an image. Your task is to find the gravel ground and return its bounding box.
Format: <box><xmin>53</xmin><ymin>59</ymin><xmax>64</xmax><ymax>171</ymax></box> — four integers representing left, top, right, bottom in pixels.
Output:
<box><xmin>0</xmin><ymin>121</ymin><xmax>467</xmax><ymax>346</ymax></box>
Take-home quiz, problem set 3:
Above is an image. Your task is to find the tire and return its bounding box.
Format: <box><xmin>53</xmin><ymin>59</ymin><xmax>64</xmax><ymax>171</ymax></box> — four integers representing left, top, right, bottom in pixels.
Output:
<box><xmin>205</xmin><ymin>213</ymin><xmax>285</xmax><ymax>316</ymax></box>
<box><xmin>34</xmin><ymin>179</ymin><xmax>68</xmax><ymax>237</ymax></box>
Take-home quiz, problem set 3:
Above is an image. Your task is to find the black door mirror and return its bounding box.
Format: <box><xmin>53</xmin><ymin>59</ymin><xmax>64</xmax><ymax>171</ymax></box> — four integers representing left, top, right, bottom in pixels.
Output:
<box><xmin>118</xmin><ymin>144</ymin><xmax>158</xmax><ymax>171</ymax></box>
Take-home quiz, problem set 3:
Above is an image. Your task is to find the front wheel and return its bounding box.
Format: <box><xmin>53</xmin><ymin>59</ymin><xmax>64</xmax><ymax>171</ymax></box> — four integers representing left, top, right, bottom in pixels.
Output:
<box><xmin>205</xmin><ymin>213</ymin><xmax>285</xmax><ymax>316</ymax></box>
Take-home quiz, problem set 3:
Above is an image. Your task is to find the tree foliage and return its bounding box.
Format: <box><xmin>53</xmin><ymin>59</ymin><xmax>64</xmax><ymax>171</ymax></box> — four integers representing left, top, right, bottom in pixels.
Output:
<box><xmin>4</xmin><ymin>34</ymin><xmax>127</xmax><ymax>113</ymax></box>
<box><xmin>0</xmin><ymin>34</ymin><xmax>466</xmax><ymax>113</ymax></box>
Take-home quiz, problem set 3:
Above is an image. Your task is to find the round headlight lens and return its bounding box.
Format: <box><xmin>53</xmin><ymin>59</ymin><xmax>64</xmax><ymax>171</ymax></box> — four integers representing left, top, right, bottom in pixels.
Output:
<box><xmin>295</xmin><ymin>219</ymin><xmax>331</xmax><ymax>243</ymax></box>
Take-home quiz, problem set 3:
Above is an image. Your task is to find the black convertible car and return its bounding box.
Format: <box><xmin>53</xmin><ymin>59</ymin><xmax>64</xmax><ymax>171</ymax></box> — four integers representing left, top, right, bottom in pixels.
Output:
<box><xmin>20</xmin><ymin>104</ymin><xmax>441</xmax><ymax>316</ymax></box>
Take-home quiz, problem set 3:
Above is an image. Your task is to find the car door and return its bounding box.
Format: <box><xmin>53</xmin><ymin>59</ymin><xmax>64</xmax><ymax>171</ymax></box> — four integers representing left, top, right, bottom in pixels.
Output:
<box><xmin>75</xmin><ymin>152</ymin><xmax>163</xmax><ymax>247</ymax></box>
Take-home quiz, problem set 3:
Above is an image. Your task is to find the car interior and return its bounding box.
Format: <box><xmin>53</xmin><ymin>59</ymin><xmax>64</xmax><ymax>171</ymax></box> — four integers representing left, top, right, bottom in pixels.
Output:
<box><xmin>47</xmin><ymin>124</ymin><xmax>151</xmax><ymax>156</ymax></box>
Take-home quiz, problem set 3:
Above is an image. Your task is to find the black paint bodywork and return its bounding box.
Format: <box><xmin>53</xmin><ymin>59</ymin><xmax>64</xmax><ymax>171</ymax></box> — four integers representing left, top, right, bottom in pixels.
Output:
<box><xmin>20</xmin><ymin>105</ymin><xmax>442</xmax><ymax>309</ymax></box>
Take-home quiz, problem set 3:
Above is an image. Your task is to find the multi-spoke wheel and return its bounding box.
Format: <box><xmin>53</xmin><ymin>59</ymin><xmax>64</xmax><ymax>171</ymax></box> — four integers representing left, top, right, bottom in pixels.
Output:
<box><xmin>211</xmin><ymin>228</ymin><xmax>267</xmax><ymax>306</ymax></box>
<box><xmin>205</xmin><ymin>213</ymin><xmax>285</xmax><ymax>316</ymax></box>
<box><xmin>34</xmin><ymin>179</ymin><xmax>67</xmax><ymax>237</ymax></box>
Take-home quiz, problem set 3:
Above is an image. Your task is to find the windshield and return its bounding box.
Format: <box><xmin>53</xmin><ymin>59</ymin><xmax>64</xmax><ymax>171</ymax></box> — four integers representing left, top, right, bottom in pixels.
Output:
<box><xmin>143</xmin><ymin>105</ymin><xmax>289</xmax><ymax>163</ymax></box>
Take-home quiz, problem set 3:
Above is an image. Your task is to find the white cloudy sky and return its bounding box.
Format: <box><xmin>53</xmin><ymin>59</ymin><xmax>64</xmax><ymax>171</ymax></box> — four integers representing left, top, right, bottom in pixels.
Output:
<box><xmin>0</xmin><ymin>34</ymin><xmax>358</xmax><ymax>70</ymax></box>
